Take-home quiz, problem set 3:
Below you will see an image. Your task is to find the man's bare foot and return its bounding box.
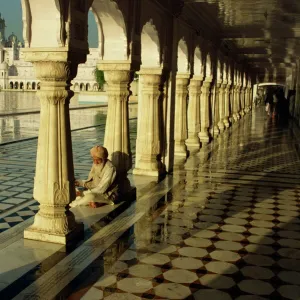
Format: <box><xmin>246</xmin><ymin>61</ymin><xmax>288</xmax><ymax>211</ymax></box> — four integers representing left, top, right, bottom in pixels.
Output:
<box><xmin>89</xmin><ymin>202</ymin><xmax>105</xmax><ymax>208</ymax></box>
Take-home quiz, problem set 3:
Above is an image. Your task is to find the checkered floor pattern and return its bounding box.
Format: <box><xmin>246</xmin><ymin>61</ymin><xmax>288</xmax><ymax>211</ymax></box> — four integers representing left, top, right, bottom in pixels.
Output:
<box><xmin>80</xmin><ymin>183</ymin><xmax>300</xmax><ymax>300</ymax></box>
<box><xmin>0</xmin><ymin>119</ymin><xmax>137</xmax><ymax>232</ymax></box>
<box><xmin>0</xmin><ymin>205</ymin><xmax>39</xmax><ymax>233</ymax></box>
<box><xmin>76</xmin><ymin>109</ymin><xmax>300</xmax><ymax>300</ymax></box>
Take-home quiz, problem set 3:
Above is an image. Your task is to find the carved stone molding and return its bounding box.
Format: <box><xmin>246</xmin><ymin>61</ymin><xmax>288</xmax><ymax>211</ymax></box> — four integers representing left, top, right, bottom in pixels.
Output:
<box><xmin>34</xmin><ymin>61</ymin><xmax>72</xmax><ymax>82</ymax></box>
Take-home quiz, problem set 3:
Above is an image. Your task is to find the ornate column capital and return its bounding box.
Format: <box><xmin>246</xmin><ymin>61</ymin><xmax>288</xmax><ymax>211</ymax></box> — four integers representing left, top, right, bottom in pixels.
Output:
<box><xmin>22</xmin><ymin>48</ymin><xmax>87</xmax><ymax>65</ymax></box>
<box><xmin>189</xmin><ymin>78</ymin><xmax>203</xmax><ymax>94</ymax></box>
<box><xmin>176</xmin><ymin>73</ymin><xmax>190</xmax><ymax>88</ymax></box>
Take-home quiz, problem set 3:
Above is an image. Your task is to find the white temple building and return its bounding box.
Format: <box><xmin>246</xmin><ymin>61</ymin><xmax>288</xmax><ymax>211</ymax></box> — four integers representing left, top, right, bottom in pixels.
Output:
<box><xmin>0</xmin><ymin>13</ymin><xmax>99</xmax><ymax>92</ymax></box>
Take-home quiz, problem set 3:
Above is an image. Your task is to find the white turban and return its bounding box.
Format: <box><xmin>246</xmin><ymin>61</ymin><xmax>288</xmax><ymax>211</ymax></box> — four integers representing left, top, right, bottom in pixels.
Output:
<box><xmin>90</xmin><ymin>145</ymin><xmax>108</xmax><ymax>159</ymax></box>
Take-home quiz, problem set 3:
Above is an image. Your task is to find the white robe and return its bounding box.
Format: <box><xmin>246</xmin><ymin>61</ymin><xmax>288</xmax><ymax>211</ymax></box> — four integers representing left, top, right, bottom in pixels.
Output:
<box><xmin>70</xmin><ymin>160</ymin><xmax>117</xmax><ymax>207</ymax></box>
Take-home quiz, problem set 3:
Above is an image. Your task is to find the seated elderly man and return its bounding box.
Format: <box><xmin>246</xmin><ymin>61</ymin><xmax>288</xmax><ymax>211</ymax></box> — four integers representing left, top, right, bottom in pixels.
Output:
<box><xmin>70</xmin><ymin>145</ymin><xmax>118</xmax><ymax>208</ymax></box>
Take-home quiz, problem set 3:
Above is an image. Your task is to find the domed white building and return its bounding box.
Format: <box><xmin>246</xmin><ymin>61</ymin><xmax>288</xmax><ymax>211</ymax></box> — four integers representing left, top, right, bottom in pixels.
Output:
<box><xmin>0</xmin><ymin>60</ymin><xmax>8</xmax><ymax>89</ymax></box>
<box><xmin>0</xmin><ymin>13</ymin><xmax>99</xmax><ymax>92</ymax></box>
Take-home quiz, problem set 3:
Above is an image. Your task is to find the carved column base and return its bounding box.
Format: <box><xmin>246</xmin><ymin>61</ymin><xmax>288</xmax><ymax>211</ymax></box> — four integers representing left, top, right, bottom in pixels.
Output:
<box><xmin>199</xmin><ymin>131</ymin><xmax>211</xmax><ymax>145</ymax></box>
<box><xmin>218</xmin><ymin>121</ymin><xmax>226</xmax><ymax>132</ymax></box>
<box><xmin>223</xmin><ymin>117</ymin><xmax>230</xmax><ymax>128</ymax></box>
<box><xmin>174</xmin><ymin>142</ymin><xmax>188</xmax><ymax>157</ymax></box>
<box><xmin>24</xmin><ymin>208</ymin><xmax>83</xmax><ymax>245</ymax></box>
<box><xmin>133</xmin><ymin>153</ymin><xmax>164</xmax><ymax>178</ymax></box>
<box><xmin>24</xmin><ymin>223</ymin><xmax>83</xmax><ymax>245</ymax></box>
<box><xmin>233</xmin><ymin>113</ymin><xmax>240</xmax><ymax>121</ymax></box>
<box><xmin>213</xmin><ymin>126</ymin><xmax>220</xmax><ymax>137</ymax></box>
<box><xmin>185</xmin><ymin>134</ymin><xmax>201</xmax><ymax>151</ymax></box>
<box><xmin>133</xmin><ymin>168</ymin><xmax>162</xmax><ymax>178</ymax></box>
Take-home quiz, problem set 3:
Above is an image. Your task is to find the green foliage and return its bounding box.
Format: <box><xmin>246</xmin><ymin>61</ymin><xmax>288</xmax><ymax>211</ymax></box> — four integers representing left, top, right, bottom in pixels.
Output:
<box><xmin>94</xmin><ymin>68</ymin><xmax>106</xmax><ymax>91</ymax></box>
<box><xmin>134</xmin><ymin>72</ymin><xmax>139</xmax><ymax>80</ymax></box>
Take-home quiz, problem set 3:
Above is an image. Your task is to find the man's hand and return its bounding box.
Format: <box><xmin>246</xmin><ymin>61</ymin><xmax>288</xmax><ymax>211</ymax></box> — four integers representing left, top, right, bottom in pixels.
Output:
<box><xmin>89</xmin><ymin>202</ymin><xmax>104</xmax><ymax>208</ymax></box>
<box><xmin>75</xmin><ymin>180</ymin><xmax>80</xmax><ymax>187</ymax></box>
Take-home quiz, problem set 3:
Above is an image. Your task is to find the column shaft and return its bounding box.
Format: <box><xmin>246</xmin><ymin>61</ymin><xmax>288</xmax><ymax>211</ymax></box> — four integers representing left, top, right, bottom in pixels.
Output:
<box><xmin>133</xmin><ymin>71</ymin><xmax>163</xmax><ymax>177</ymax></box>
<box><xmin>24</xmin><ymin>60</ymin><xmax>83</xmax><ymax>245</ymax></box>
<box><xmin>100</xmin><ymin>66</ymin><xmax>132</xmax><ymax>176</ymax></box>
<box><xmin>223</xmin><ymin>83</ymin><xmax>231</xmax><ymax>128</ymax></box>
<box><xmin>213</xmin><ymin>83</ymin><xmax>221</xmax><ymax>136</ymax></box>
<box><xmin>199</xmin><ymin>79</ymin><xmax>212</xmax><ymax>144</ymax></box>
<box><xmin>186</xmin><ymin>78</ymin><xmax>202</xmax><ymax>150</ymax></box>
<box><xmin>174</xmin><ymin>75</ymin><xmax>189</xmax><ymax>157</ymax></box>
<box><xmin>218</xmin><ymin>84</ymin><xmax>226</xmax><ymax>131</ymax></box>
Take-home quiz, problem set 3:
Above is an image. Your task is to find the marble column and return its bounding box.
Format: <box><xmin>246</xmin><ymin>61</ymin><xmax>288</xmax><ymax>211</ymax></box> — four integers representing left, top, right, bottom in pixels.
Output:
<box><xmin>233</xmin><ymin>85</ymin><xmax>241</xmax><ymax>121</ymax></box>
<box><xmin>244</xmin><ymin>87</ymin><xmax>249</xmax><ymax>113</ymax></box>
<box><xmin>199</xmin><ymin>78</ymin><xmax>212</xmax><ymax>144</ymax></box>
<box><xmin>186</xmin><ymin>76</ymin><xmax>203</xmax><ymax>151</ymax></box>
<box><xmin>174</xmin><ymin>74</ymin><xmax>189</xmax><ymax>157</ymax></box>
<box><xmin>218</xmin><ymin>82</ymin><xmax>226</xmax><ymax>132</ymax></box>
<box><xmin>248</xmin><ymin>87</ymin><xmax>253</xmax><ymax>111</ymax></box>
<box><xmin>213</xmin><ymin>83</ymin><xmax>221</xmax><ymax>136</ymax></box>
<box><xmin>98</xmin><ymin>62</ymin><xmax>132</xmax><ymax>177</ymax></box>
<box><xmin>228</xmin><ymin>86</ymin><xmax>234</xmax><ymax>124</ymax></box>
<box><xmin>240</xmin><ymin>87</ymin><xmax>246</xmax><ymax>117</ymax></box>
<box><xmin>133</xmin><ymin>68</ymin><xmax>164</xmax><ymax>177</ymax></box>
<box><xmin>223</xmin><ymin>82</ymin><xmax>231</xmax><ymax>128</ymax></box>
<box><xmin>23</xmin><ymin>51</ymin><xmax>83</xmax><ymax>245</ymax></box>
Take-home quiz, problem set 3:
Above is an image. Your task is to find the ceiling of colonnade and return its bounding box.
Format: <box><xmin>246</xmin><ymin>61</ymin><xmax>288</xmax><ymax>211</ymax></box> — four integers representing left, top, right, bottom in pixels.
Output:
<box><xmin>182</xmin><ymin>0</ymin><xmax>300</xmax><ymax>83</ymax></box>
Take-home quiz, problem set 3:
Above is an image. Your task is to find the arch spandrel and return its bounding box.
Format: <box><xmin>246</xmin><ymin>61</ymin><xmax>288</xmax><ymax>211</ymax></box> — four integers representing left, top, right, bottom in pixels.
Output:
<box><xmin>92</xmin><ymin>0</ymin><xmax>128</xmax><ymax>61</ymax></box>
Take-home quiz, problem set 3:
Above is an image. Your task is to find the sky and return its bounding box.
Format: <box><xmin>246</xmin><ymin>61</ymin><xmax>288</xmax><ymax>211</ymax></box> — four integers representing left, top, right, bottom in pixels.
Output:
<box><xmin>0</xmin><ymin>0</ymin><xmax>98</xmax><ymax>48</ymax></box>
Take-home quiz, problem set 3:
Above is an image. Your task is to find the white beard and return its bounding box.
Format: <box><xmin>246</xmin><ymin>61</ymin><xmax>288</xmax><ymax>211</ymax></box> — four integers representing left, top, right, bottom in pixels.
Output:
<box><xmin>94</xmin><ymin>162</ymin><xmax>105</xmax><ymax>174</ymax></box>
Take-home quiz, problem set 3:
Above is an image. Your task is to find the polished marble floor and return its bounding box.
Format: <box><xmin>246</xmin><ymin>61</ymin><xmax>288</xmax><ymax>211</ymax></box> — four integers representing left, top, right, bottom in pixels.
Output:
<box><xmin>1</xmin><ymin>107</ymin><xmax>300</xmax><ymax>299</ymax></box>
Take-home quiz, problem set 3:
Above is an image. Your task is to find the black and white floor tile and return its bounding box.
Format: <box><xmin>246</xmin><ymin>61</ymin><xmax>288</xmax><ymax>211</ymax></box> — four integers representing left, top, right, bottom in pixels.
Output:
<box><xmin>1</xmin><ymin>108</ymin><xmax>300</xmax><ymax>299</ymax></box>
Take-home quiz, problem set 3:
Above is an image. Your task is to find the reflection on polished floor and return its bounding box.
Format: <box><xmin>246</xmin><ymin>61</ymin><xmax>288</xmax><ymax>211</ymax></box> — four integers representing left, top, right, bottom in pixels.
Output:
<box><xmin>1</xmin><ymin>107</ymin><xmax>300</xmax><ymax>299</ymax></box>
<box><xmin>0</xmin><ymin>92</ymin><xmax>138</xmax><ymax>144</ymax></box>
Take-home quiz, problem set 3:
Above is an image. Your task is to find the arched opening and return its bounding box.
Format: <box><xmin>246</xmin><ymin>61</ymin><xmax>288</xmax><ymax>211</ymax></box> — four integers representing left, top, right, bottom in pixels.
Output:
<box><xmin>217</xmin><ymin>60</ymin><xmax>222</xmax><ymax>81</ymax></box>
<box><xmin>14</xmin><ymin>82</ymin><xmax>18</xmax><ymax>89</ymax></box>
<box><xmin>20</xmin><ymin>82</ymin><xmax>24</xmax><ymax>89</ymax></box>
<box><xmin>37</xmin><ymin>82</ymin><xmax>40</xmax><ymax>90</ymax></box>
<box><xmin>177</xmin><ymin>38</ymin><xmax>189</xmax><ymax>73</ymax></box>
<box><xmin>80</xmin><ymin>83</ymin><xmax>85</xmax><ymax>91</ymax></box>
<box><xmin>193</xmin><ymin>46</ymin><xmax>202</xmax><ymax>77</ymax></box>
<box><xmin>88</xmin><ymin>10</ymin><xmax>99</xmax><ymax>48</ymax></box>
<box><xmin>32</xmin><ymin>82</ymin><xmax>36</xmax><ymax>90</ymax></box>
<box><xmin>74</xmin><ymin>83</ymin><xmax>80</xmax><ymax>92</ymax></box>
<box><xmin>93</xmin><ymin>83</ymin><xmax>99</xmax><ymax>91</ymax></box>
<box><xmin>205</xmin><ymin>54</ymin><xmax>212</xmax><ymax>77</ymax></box>
<box><xmin>86</xmin><ymin>83</ymin><xmax>90</xmax><ymax>91</ymax></box>
<box><xmin>141</xmin><ymin>20</ymin><xmax>161</xmax><ymax>67</ymax></box>
<box><xmin>92</xmin><ymin>1</ymin><xmax>128</xmax><ymax>60</ymax></box>
<box><xmin>10</xmin><ymin>82</ymin><xmax>13</xmax><ymax>89</ymax></box>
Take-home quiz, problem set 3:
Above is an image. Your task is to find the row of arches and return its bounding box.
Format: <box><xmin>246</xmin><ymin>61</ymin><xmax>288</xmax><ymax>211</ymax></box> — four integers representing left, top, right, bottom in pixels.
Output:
<box><xmin>9</xmin><ymin>81</ymin><xmax>40</xmax><ymax>90</ymax></box>
<box><xmin>17</xmin><ymin>0</ymin><xmax>258</xmax><ymax>245</ymax></box>
<box><xmin>73</xmin><ymin>82</ymin><xmax>99</xmax><ymax>92</ymax></box>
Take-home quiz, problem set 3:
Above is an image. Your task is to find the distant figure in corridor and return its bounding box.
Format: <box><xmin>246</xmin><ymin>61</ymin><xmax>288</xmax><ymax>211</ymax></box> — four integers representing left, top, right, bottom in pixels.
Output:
<box><xmin>70</xmin><ymin>145</ymin><xmax>118</xmax><ymax>208</ymax></box>
<box><xmin>265</xmin><ymin>89</ymin><xmax>274</xmax><ymax>116</ymax></box>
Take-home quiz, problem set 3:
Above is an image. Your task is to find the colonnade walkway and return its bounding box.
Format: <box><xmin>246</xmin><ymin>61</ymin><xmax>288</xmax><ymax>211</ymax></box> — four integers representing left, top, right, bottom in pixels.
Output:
<box><xmin>1</xmin><ymin>107</ymin><xmax>300</xmax><ymax>299</ymax></box>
